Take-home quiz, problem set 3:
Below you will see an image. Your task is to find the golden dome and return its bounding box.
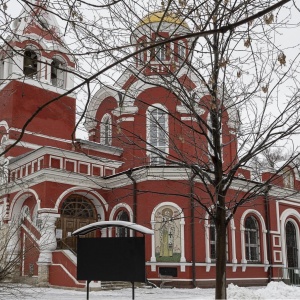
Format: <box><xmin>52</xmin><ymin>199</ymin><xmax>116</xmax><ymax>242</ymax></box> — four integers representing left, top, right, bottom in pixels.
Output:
<box><xmin>137</xmin><ymin>11</ymin><xmax>189</xmax><ymax>29</ymax></box>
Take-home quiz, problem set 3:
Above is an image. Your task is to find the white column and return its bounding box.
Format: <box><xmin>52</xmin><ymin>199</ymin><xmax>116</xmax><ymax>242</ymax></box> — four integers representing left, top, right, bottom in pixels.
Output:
<box><xmin>150</xmin><ymin>221</ymin><xmax>156</xmax><ymax>262</ymax></box>
<box><xmin>37</xmin><ymin>213</ymin><xmax>59</xmax><ymax>285</ymax></box>
<box><xmin>262</xmin><ymin>229</ymin><xmax>269</xmax><ymax>265</ymax></box>
<box><xmin>38</xmin><ymin>213</ymin><xmax>59</xmax><ymax>264</ymax></box>
<box><xmin>240</xmin><ymin>228</ymin><xmax>247</xmax><ymax>271</ymax></box>
<box><xmin>180</xmin><ymin>219</ymin><xmax>186</xmax><ymax>262</ymax></box>
<box><xmin>204</xmin><ymin>222</ymin><xmax>211</xmax><ymax>263</ymax></box>
<box><xmin>231</xmin><ymin>223</ymin><xmax>237</xmax><ymax>264</ymax></box>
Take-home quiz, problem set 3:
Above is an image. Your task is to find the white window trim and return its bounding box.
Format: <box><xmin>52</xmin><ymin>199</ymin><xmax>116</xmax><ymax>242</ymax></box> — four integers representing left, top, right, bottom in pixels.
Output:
<box><xmin>240</xmin><ymin>209</ymin><xmax>268</xmax><ymax>272</ymax></box>
<box><xmin>284</xmin><ymin>218</ymin><xmax>300</xmax><ymax>268</ymax></box>
<box><xmin>280</xmin><ymin>209</ymin><xmax>300</xmax><ymax>270</ymax></box>
<box><xmin>204</xmin><ymin>210</ymin><xmax>237</xmax><ymax>272</ymax></box>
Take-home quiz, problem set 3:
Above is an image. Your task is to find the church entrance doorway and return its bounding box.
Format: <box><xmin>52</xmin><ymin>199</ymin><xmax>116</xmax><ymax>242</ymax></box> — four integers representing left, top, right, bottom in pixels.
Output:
<box><xmin>57</xmin><ymin>195</ymin><xmax>97</xmax><ymax>252</ymax></box>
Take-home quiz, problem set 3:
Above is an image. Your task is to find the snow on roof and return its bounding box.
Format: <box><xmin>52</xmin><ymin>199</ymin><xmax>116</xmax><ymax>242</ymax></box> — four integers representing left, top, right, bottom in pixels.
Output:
<box><xmin>72</xmin><ymin>221</ymin><xmax>154</xmax><ymax>236</ymax></box>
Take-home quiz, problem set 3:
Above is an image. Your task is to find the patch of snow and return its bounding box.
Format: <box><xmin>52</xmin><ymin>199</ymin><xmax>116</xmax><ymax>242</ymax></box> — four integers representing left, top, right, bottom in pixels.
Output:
<box><xmin>3</xmin><ymin>281</ymin><xmax>300</xmax><ymax>300</ymax></box>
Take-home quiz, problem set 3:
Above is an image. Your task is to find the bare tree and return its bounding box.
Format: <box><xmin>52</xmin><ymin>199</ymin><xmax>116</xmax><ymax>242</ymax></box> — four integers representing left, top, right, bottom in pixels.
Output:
<box><xmin>1</xmin><ymin>0</ymin><xmax>300</xmax><ymax>299</ymax></box>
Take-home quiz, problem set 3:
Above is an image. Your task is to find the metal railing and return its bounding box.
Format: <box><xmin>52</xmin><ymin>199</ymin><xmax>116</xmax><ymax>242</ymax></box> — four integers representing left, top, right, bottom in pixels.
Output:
<box><xmin>279</xmin><ymin>267</ymin><xmax>300</xmax><ymax>285</ymax></box>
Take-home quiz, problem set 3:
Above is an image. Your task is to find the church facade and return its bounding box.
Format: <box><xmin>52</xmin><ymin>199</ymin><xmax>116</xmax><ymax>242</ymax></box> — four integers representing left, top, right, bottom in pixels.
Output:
<box><xmin>0</xmin><ymin>2</ymin><xmax>300</xmax><ymax>289</ymax></box>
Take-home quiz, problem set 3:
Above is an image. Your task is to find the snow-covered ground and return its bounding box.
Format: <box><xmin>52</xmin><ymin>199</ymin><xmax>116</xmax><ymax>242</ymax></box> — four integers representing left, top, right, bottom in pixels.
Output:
<box><xmin>2</xmin><ymin>281</ymin><xmax>300</xmax><ymax>300</ymax></box>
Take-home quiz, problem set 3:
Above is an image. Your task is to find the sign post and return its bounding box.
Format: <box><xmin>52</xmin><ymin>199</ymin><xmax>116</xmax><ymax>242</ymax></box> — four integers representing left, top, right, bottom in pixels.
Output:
<box><xmin>72</xmin><ymin>221</ymin><xmax>154</xmax><ymax>300</ymax></box>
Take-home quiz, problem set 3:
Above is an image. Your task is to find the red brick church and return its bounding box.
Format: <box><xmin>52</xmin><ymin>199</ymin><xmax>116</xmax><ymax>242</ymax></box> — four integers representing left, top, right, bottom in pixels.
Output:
<box><xmin>0</xmin><ymin>2</ymin><xmax>300</xmax><ymax>288</ymax></box>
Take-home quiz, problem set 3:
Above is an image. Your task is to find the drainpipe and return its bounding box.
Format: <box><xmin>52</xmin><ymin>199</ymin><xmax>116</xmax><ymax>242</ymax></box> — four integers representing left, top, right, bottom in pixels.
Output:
<box><xmin>190</xmin><ymin>173</ymin><xmax>197</xmax><ymax>288</ymax></box>
<box><xmin>264</xmin><ymin>185</ymin><xmax>273</xmax><ymax>282</ymax></box>
<box><xmin>127</xmin><ymin>169</ymin><xmax>137</xmax><ymax>236</ymax></box>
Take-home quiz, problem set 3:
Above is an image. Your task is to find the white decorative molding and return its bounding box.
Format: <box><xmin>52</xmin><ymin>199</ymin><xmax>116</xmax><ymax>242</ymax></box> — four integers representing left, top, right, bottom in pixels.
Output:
<box><xmin>38</xmin><ymin>213</ymin><xmax>60</xmax><ymax>264</ymax></box>
<box><xmin>280</xmin><ymin>210</ymin><xmax>300</xmax><ymax>268</ymax></box>
<box><xmin>273</xmin><ymin>235</ymin><xmax>281</xmax><ymax>247</ymax></box>
<box><xmin>273</xmin><ymin>250</ymin><xmax>282</xmax><ymax>263</ymax></box>
<box><xmin>116</xmin><ymin>117</ymin><xmax>135</xmax><ymax>123</ymax></box>
<box><xmin>240</xmin><ymin>209</ymin><xmax>269</xmax><ymax>270</ymax></box>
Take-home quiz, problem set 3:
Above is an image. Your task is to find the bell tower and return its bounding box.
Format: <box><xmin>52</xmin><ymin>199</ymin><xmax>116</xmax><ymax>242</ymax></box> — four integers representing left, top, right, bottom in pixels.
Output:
<box><xmin>0</xmin><ymin>0</ymin><xmax>76</xmax><ymax>158</ymax></box>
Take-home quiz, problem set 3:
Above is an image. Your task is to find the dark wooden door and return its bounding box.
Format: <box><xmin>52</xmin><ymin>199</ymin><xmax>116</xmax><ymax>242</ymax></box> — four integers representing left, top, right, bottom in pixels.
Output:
<box><xmin>61</xmin><ymin>217</ymin><xmax>95</xmax><ymax>252</ymax></box>
<box><xmin>57</xmin><ymin>195</ymin><xmax>97</xmax><ymax>252</ymax></box>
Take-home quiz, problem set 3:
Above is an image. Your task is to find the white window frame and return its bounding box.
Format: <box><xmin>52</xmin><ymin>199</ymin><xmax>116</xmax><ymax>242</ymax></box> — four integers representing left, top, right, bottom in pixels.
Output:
<box><xmin>177</xmin><ymin>40</ymin><xmax>186</xmax><ymax>60</ymax></box>
<box><xmin>155</xmin><ymin>39</ymin><xmax>167</xmax><ymax>61</ymax></box>
<box><xmin>244</xmin><ymin>215</ymin><xmax>260</xmax><ymax>263</ymax></box>
<box><xmin>100</xmin><ymin>113</ymin><xmax>112</xmax><ymax>146</ymax></box>
<box><xmin>146</xmin><ymin>104</ymin><xmax>169</xmax><ymax>165</ymax></box>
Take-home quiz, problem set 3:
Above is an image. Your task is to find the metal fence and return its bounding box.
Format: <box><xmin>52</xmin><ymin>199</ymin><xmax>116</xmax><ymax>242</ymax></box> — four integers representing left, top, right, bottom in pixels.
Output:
<box><xmin>279</xmin><ymin>268</ymin><xmax>300</xmax><ymax>285</ymax></box>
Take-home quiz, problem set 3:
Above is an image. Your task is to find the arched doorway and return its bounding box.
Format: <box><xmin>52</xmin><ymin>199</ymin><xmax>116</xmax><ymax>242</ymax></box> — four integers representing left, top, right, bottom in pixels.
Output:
<box><xmin>57</xmin><ymin>195</ymin><xmax>97</xmax><ymax>252</ymax></box>
<box><xmin>286</xmin><ymin>221</ymin><xmax>298</xmax><ymax>268</ymax></box>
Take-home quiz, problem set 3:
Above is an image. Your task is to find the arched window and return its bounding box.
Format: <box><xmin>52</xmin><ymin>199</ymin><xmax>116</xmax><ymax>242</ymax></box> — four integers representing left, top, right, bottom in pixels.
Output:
<box><xmin>209</xmin><ymin>218</ymin><xmax>228</xmax><ymax>261</ymax></box>
<box><xmin>147</xmin><ymin>105</ymin><xmax>168</xmax><ymax>165</ymax></box>
<box><xmin>156</xmin><ymin>39</ymin><xmax>167</xmax><ymax>61</ymax></box>
<box><xmin>100</xmin><ymin>114</ymin><xmax>112</xmax><ymax>145</ymax></box>
<box><xmin>116</xmin><ymin>210</ymin><xmax>130</xmax><ymax>237</ymax></box>
<box><xmin>286</xmin><ymin>220</ymin><xmax>298</xmax><ymax>268</ymax></box>
<box><xmin>209</xmin><ymin>219</ymin><xmax>216</xmax><ymax>260</ymax></box>
<box><xmin>23</xmin><ymin>49</ymin><xmax>38</xmax><ymax>78</ymax></box>
<box><xmin>61</xmin><ymin>196</ymin><xmax>95</xmax><ymax>218</ymax></box>
<box><xmin>283</xmin><ymin>167</ymin><xmax>294</xmax><ymax>189</ymax></box>
<box><xmin>244</xmin><ymin>216</ymin><xmax>260</xmax><ymax>262</ymax></box>
<box><xmin>177</xmin><ymin>40</ymin><xmax>186</xmax><ymax>60</ymax></box>
<box><xmin>51</xmin><ymin>58</ymin><xmax>65</xmax><ymax>88</ymax></box>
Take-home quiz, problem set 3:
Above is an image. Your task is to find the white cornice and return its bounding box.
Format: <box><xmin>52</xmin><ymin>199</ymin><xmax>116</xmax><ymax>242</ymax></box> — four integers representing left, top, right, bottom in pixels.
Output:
<box><xmin>75</xmin><ymin>139</ymin><xmax>123</xmax><ymax>157</ymax></box>
<box><xmin>8</xmin><ymin>146</ymin><xmax>123</xmax><ymax>169</ymax></box>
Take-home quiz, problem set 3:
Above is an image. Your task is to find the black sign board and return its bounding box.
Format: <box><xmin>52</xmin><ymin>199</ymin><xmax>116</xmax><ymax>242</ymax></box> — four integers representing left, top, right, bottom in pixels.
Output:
<box><xmin>77</xmin><ymin>237</ymin><xmax>145</xmax><ymax>282</ymax></box>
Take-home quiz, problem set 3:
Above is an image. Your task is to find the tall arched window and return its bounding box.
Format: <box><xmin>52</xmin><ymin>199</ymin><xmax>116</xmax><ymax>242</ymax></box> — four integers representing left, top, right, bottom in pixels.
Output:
<box><xmin>244</xmin><ymin>216</ymin><xmax>260</xmax><ymax>262</ymax></box>
<box><xmin>286</xmin><ymin>220</ymin><xmax>298</xmax><ymax>268</ymax></box>
<box><xmin>147</xmin><ymin>105</ymin><xmax>168</xmax><ymax>165</ymax></box>
<box><xmin>156</xmin><ymin>39</ymin><xmax>167</xmax><ymax>61</ymax></box>
<box><xmin>177</xmin><ymin>40</ymin><xmax>186</xmax><ymax>60</ymax></box>
<box><xmin>209</xmin><ymin>218</ymin><xmax>228</xmax><ymax>261</ymax></box>
<box><xmin>116</xmin><ymin>210</ymin><xmax>130</xmax><ymax>237</ymax></box>
<box><xmin>23</xmin><ymin>49</ymin><xmax>38</xmax><ymax>78</ymax></box>
<box><xmin>100</xmin><ymin>114</ymin><xmax>112</xmax><ymax>145</ymax></box>
<box><xmin>51</xmin><ymin>58</ymin><xmax>65</xmax><ymax>88</ymax></box>
<box><xmin>209</xmin><ymin>219</ymin><xmax>216</xmax><ymax>260</ymax></box>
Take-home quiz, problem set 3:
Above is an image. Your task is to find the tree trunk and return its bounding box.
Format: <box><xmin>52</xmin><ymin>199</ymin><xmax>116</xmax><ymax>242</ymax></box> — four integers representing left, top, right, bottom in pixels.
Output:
<box><xmin>215</xmin><ymin>203</ymin><xmax>227</xmax><ymax>299</ymax></box>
